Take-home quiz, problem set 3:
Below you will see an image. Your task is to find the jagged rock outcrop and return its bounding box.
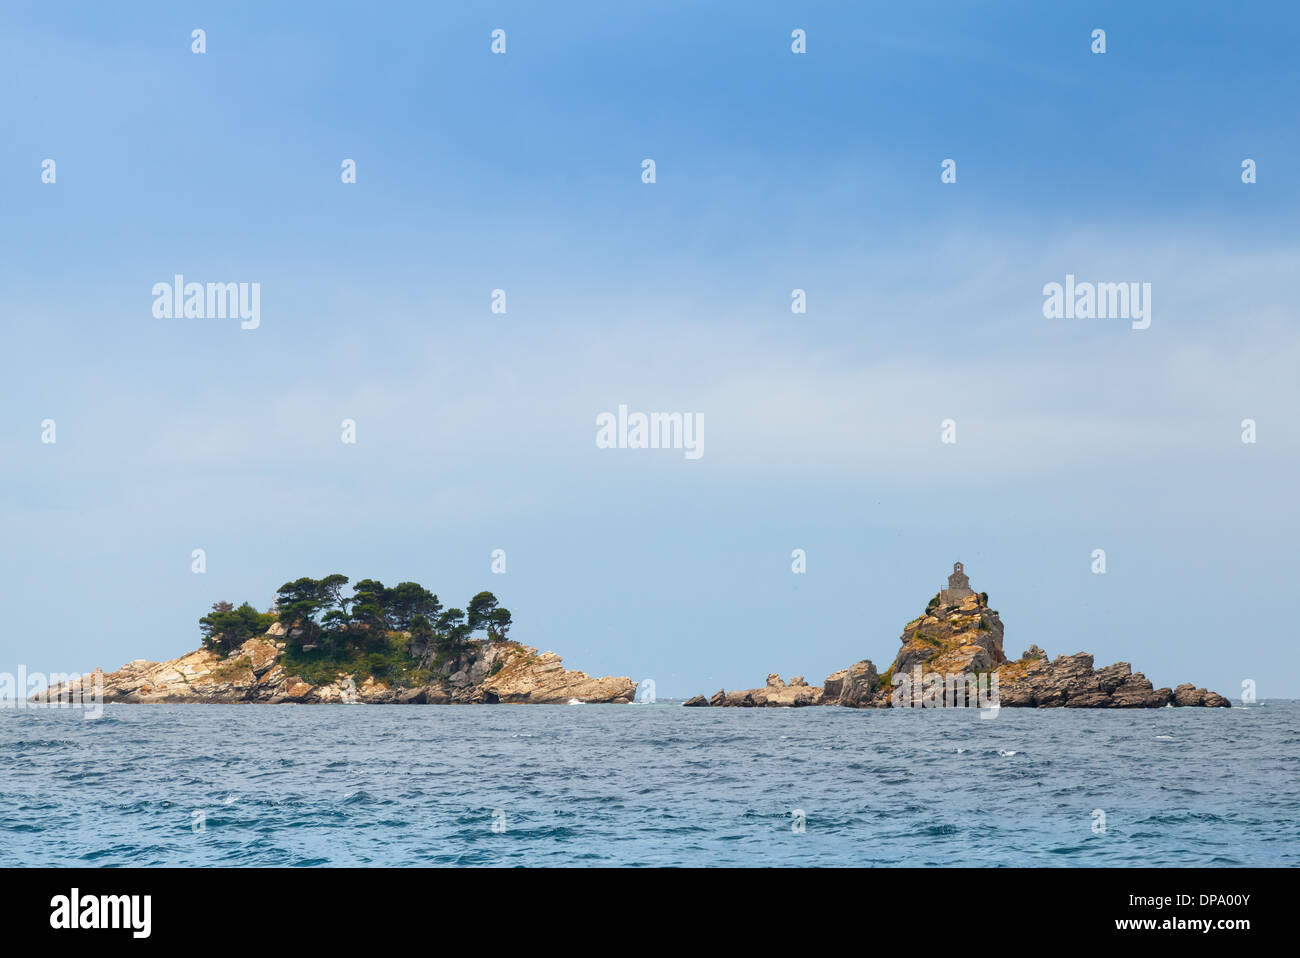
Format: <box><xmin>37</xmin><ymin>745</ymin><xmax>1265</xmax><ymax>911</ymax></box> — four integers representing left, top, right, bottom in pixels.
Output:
<box><xmin>708</xmin><ymin>673</ymin><xmax>824</xmax><ymax>707</ymax></box>
<box><xmin>836</xmin><ymin>660</ymin><xmax>879</xmax><ymax>707</ymax></box>
<box><xmin>683</xmin><ymin>569</ymin><xmax>1230</xmax><ymax>710</ymax></box>
<box><xmin>1173</xmin><ymin>683</ymin><xmax>1232</xmax><ymax>709</ymax></box>
<box><xmin>994</xmin><ymin>651</ymin><xmax>1230</xmax><ymax>709</ymax></box>
<box><xmin>470</xmin><ymin>647</ymin><xmax>635</xmax><ymax>704</ymax></box>
<box><xmin>889</xmin><ymin>593</ymin><xmax>1006</xmax><ymax>677</ymax></box>
<box><xmin>35</xmin><ymin>631</ymin><xmax>635</xmax><ymax>706</ymax></box>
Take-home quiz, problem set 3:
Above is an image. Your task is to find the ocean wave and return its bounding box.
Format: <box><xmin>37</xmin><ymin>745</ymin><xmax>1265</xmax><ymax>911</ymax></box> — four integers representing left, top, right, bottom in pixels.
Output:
<box><xmin>0</xmin><ymin>702</ymin><xmax>1294</xmax><ymax>866</ymax></box>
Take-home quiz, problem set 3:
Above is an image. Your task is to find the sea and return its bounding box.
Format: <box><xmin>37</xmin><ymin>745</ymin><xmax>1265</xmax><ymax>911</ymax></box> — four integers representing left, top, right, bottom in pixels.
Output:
<box><xmin>2</xmin><ymin>701</ymin><xmax>1296</xmax><ymax>866</ymax></box>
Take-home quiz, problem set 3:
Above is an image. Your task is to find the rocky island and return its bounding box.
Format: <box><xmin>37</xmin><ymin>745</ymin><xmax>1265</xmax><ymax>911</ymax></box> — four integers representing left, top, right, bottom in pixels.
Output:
<box><xmin>37</xmin><ymin>575</ymin><xmax>635</xmax><ymax>706</ymax></box>
<box><xmin>683</xmin><ymin>562</ymin><xmax>1230</xmax><ymax>710</ymax></box>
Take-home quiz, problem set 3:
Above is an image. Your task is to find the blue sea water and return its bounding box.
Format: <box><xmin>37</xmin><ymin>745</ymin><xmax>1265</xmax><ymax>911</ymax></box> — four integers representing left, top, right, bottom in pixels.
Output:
<box><xmin>1</xmin><ymin>701</ymin><xmax>1296</xmax><ymax>867</ymax></box>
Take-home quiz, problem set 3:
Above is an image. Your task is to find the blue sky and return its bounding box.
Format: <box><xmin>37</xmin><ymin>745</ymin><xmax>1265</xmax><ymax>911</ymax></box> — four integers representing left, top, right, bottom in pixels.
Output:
<box><xmin>2</xmin><ymin>1</ymin><xmax>1298</xmax><ymax>698</ymax></box>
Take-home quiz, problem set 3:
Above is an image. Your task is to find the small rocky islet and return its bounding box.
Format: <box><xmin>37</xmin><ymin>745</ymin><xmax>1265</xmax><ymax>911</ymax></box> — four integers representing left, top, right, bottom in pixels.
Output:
<box><xmin>683</xmin><ymin>562</ymin><xmax>1230</xmax><ymax>710</ymax></box>
<box><xmin>39</xmin><ymin>630</ymin><xmax>636</xmax><ymax>706</ymax></box>
<box><xmin>37</xmin><ymin>576</ymin><xmax>635</xmax><ymax>706</ymax></box>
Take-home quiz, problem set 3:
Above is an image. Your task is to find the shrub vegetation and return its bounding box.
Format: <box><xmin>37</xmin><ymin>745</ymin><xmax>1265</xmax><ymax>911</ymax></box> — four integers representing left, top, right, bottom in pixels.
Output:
<box><xmin>198</xmin><ymin>576</ymin><xmax>513</xmax><ymax>687</ymax></box>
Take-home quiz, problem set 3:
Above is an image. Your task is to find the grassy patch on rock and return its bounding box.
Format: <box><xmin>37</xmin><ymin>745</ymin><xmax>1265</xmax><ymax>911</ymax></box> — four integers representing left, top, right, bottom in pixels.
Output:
<box><xmin>206</xmin><ymin>655</ymin><xmax>253</xmax><ymax>683</ymax></box>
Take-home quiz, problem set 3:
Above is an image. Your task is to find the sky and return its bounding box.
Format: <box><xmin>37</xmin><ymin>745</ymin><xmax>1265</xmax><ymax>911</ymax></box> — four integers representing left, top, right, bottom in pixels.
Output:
<box><xmin>2</xmin><ymin>1</ymin><xmax>1298</xmax><ymax>699</ymax></box>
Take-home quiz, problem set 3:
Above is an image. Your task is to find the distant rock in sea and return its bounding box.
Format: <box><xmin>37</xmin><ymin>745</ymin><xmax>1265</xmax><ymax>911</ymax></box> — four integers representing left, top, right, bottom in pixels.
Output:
<box><xmin>686</xmin><ymin>562</ymin><xmax>1230</xmax><ymax>710</ymax></box>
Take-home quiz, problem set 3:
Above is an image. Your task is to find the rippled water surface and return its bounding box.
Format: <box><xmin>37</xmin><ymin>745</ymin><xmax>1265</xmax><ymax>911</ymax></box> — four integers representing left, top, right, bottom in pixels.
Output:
<box><xmin>2</xmin><ymin>701</ymin><xmax>1296</xmax><ymax>866</ymax></box>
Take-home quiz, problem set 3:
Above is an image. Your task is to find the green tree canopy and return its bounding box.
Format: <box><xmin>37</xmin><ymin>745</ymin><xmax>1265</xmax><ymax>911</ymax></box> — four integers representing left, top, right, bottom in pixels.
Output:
<box><xmin>466</xmin><ymin>591</ymin><xmax>500</xmax><ymax>634</ymax></box>
<box><xmin>199</xmin><ymin>601</ymin><xmax>275</xmax><ymax>654</ymax></box>
<box><xmin>487</xmin><ymin>607</ymin><xmax>512</xmax><ymax>641</ymax></box>
<box><xmin>208</xmin><ymin>575</ymin><xmax>513</xmax><ymax>661</ymax></box>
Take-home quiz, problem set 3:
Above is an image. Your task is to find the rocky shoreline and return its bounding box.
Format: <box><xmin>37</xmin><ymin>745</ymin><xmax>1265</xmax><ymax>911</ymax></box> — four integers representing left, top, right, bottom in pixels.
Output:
<box><xmin>36</xmin><ymin>626</ymin><xmax>636</xmax><ymax>706</ymax></box>
<box><xmin>683</xmin><ymin>574</ymin><xmax>1230</xmax><ymax>710</ymax></box>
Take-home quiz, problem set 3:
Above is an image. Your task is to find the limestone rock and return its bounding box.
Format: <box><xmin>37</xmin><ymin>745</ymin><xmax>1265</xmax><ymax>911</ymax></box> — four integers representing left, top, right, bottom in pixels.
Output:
<box><xmin>473</xmin><ymin>646</ymin><xmax>635</xmax><ymax>704</ymax></box>
<box><xmin>837</xmin><ymin>660</ymin><xmax>879</xmax><ymax>708</ymax></box>
<box><xmin>1063</xmin><ymin>690</ymin><xmax>1112</xmax><ymax>708</ymax></box>
<box><xmin>887</xmin><ymin>592</ymin><xmax>1005</xmax><ymax>679</ymax></box>
<box><xmin>758</xmin><ymin>683</ymin><xmax>823</xmax><ymax>707</ymax></box>
<box><xmin>997</xmin><ymin>682</ymin><xmax>1034</xmax><ymax>708</ymax></box>
<box><xmin>423</xmin><ymin>685</ymin><xmax>451</xmax><ymax>705</ymax></box>
<box><xmin>36</xmin><ymin>630</ymin><xmax>634</xmax><ymax>707</ymax></box>
<box><xmin>1109</xmin><ymin>674</ymin><xmax>1170</xmax><ymax>708</ymax></box>
<box><xmin>698</xmin><ymin>672</ymin><xmax>825</xmax><ymax>708</ymax></box>
<box><xmin>1095</xmin><ymin>661</ymin><xmax>1132</xmax><ymax>693</ymax></box>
